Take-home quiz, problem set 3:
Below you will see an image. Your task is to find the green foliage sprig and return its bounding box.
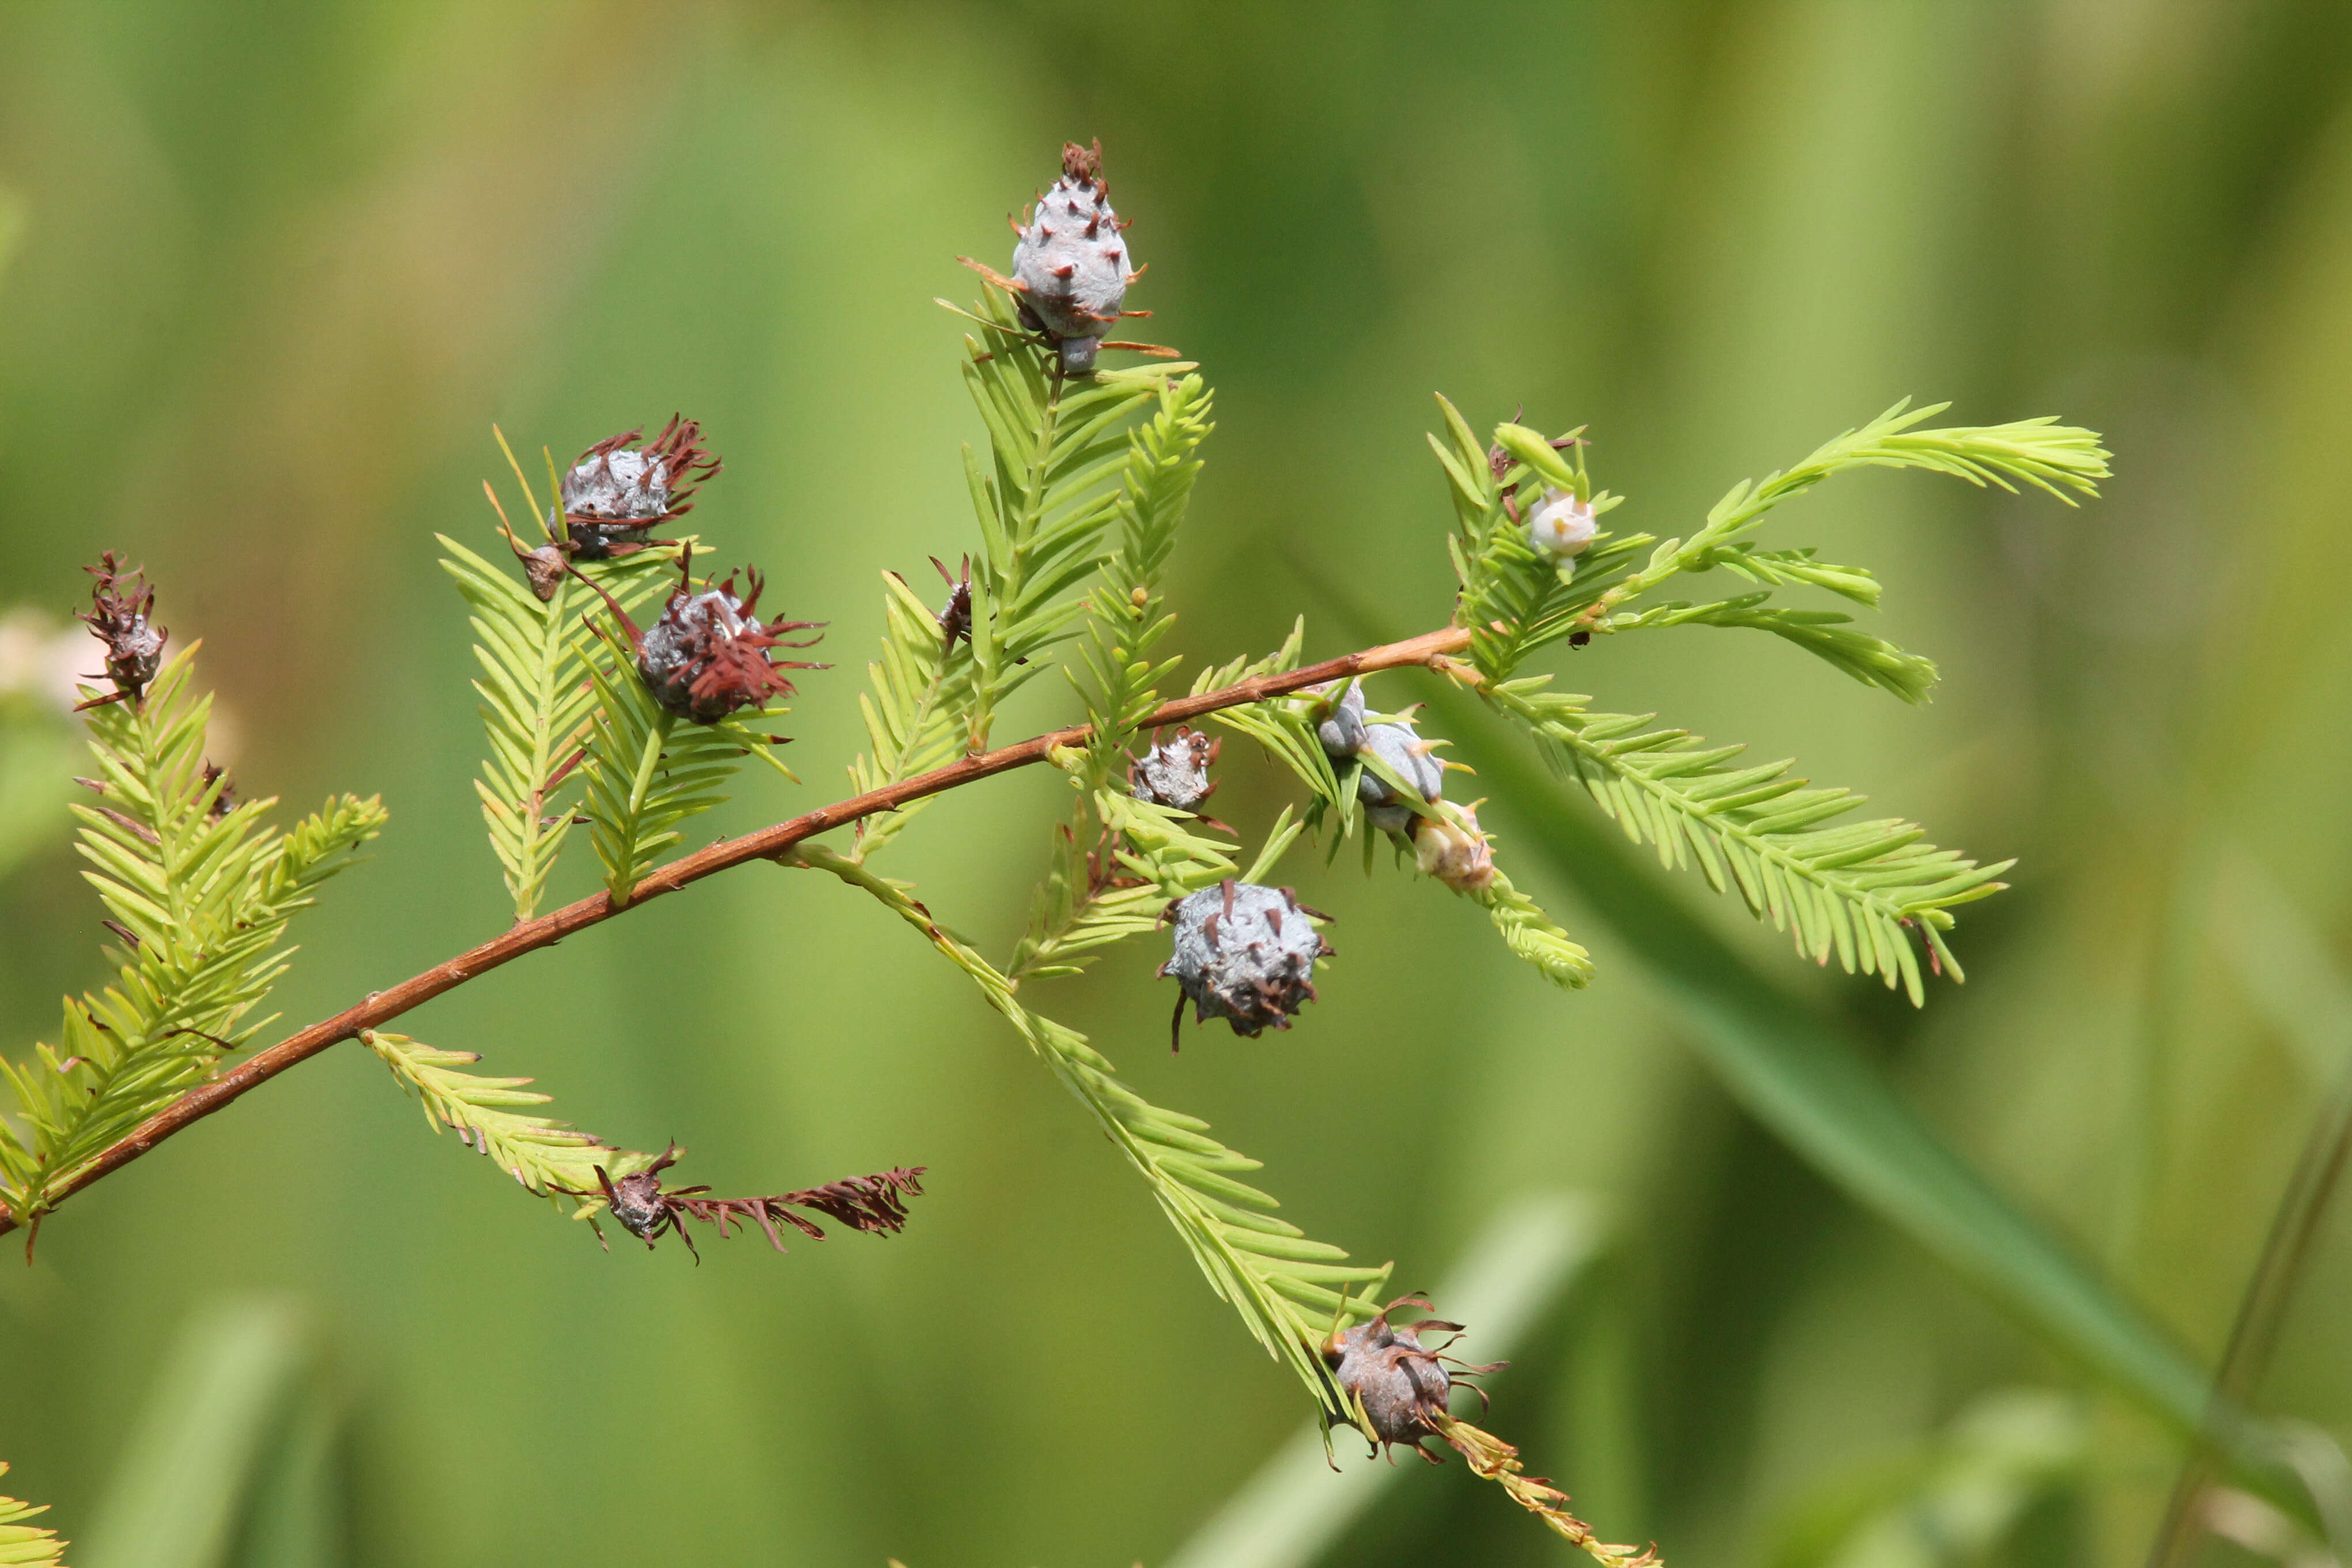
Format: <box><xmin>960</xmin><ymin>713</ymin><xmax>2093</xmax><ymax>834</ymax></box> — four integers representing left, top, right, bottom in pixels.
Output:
<box><xmin>1444</xmin><ymin>396</ymin><xmax>2105</xmax><ymax>694</ymax></box>
<box><xmin>0</xmin><ymin>1463</ymin><xmax>66</xmax><ymax>1568</ymax></box>
<box><xmin>947</xmin><ymin>284</ymin><xmax>1187</xmax><ymax>754</ymax></box>
<box><xmin>577</xmin><ymin>619</ymin><xmax>791</xmax><ymax>908</ymax></box>
<box><xmin>1477</xmin><ymin>676</ymin><xmax>2003</xmax><ymax>1002</ymax></box>
<box><xmin>438</xmin><ymin>441</ymin><xmax>679</xmax><ymax>921</ymax></box>
<box><xmin>0</xmin><ymin>635</ymin><xmax>382</xmax><ymax>1231</ymax></box>
<box><xmin>361</xmin><ymin>1029</ymin><xmax>652</xmax><ymax>1215</ymax></box>
<box><xmin>841</xmin><ymin>565</ymin><xmax>975</xmax><ymax>862</ymax></box>
<box><xmin>1075</xmin><ymin>372</ymin><xmax>1213</xmax><ymax>779</ymax></box>
<box><xmin>793</xmin><ymin>840</ymin><xmax>1388</xmax><ymax>1416</ymax></box>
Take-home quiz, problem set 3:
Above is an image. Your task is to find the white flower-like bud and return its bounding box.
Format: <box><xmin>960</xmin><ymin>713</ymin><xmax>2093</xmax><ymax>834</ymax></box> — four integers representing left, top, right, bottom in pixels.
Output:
<box><xmin>1526</xmin><ymin>486</ymin><xmax>1597</xmax><ymax>558</ymax></box>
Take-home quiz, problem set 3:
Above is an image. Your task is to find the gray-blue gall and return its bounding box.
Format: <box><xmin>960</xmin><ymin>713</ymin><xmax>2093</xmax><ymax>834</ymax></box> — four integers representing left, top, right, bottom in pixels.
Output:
<box><xmin>1011</xmin><ymin>141</ymin><xmax>1137</xmax><ymax>376</ymax></box>
<box><xmin>1313</xmin><ymin>681</ymin><xmax>1448</xmax><ymax>832</ymax></box>
<box><xmin>1356</xmin><ymin>720</ymin><xmax>1446</xmax><ymax>833</ymax></box>
<box><xmin>1129</xmin><ymin>727</ymin><xmax>1220</xmax><ymax>813</ymax></box>
<box><xmin>1159</xmin><ymin>879</ymin><xmax>1331</xmax><ymax>1049</ymax></box>
<box><xmin>554</xmin><ymin>417</ymin><xmax>719</xmax><ymax>560</ymax></box>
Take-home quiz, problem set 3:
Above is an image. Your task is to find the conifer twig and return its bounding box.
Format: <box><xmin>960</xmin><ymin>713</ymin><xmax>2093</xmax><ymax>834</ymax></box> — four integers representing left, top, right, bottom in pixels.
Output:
<box><xmin>1433</xmin><ymin>1414</ymin><xmax>1662</xmax><ymax>1567</ymax></box>
<box><xmin>0</xmin><ymin>625</ymin><xmax>1472</xmax><ymax>1238</ymax></box>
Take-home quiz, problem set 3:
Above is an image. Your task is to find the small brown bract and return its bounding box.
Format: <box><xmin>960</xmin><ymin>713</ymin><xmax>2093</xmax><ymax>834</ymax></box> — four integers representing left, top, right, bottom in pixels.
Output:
<box><xmin>201</xmin><ymin>764</ymin><xmax>236</xmax><ymax>825</ymax></box>
<box><xmin>932</xmin><ymin>555</ymin><xmax>973</xmax><ymax>649</ymax></box>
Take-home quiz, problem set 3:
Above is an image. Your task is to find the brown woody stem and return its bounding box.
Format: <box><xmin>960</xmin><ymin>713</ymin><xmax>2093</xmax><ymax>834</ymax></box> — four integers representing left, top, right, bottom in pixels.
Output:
<box><xmin>0</xmin><ymin>625</ymin><xmax>1472</xmax><ymax>1238</ymax></box>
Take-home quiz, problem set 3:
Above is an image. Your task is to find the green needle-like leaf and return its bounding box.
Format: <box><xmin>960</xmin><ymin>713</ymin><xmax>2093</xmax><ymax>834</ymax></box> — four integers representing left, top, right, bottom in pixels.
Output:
<box><xmin>0</xmin><ymin>648</ymin><xmax>384</xmax><ymax>1221</ymax></box>
<box><xmin>1481</xmin><ymin>675</ymin><xmax>2000</xmax><ymax>1003</ymax></box>
<box><xmin>0</xmin><ymin>1463</ymin><xmax>66</xmax><ymax>1568</ymax></box>
<box><xmin>363</xmin><ymin>1030</ymin><xmax>653</xmax><ymax>1221</ymax></box>
<box><xmin>439</xmin><ymin>531</ymin><xmax>679</xmax><ymax>920</ymax></box>
<box><xmin>1600</xmin><ymin>595</ymin><xmax>1939</xmax><ymax>703</ymax></box>
<box><xmin>798</xmin><ymin>843</ymin><xmax>1387</xmax><ymax>1423</ymax></box>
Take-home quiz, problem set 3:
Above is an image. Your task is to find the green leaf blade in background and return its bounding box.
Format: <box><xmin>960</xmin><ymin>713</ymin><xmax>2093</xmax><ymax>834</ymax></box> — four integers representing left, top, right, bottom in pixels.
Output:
<box><xmin>77</xmin><ymin>1301</ymin><xmax>335</xmax><ymax>1568</ymax></box>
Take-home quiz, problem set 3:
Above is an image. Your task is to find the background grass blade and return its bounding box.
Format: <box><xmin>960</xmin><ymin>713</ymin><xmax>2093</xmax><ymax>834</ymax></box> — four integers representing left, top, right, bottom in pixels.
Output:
<box><xmin>2143</xmin><ymin>852</ymin><xmax>2352</xmax><ymax>1567</ymax></box>
<box><xmin>78</xmin><ymin>1300</ymin><xmax>320</xmax><ymax>1568</ymax></box>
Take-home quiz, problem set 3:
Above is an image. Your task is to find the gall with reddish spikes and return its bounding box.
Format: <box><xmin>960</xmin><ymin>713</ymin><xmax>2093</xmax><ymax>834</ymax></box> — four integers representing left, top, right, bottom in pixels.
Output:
<box><xmin>1323</xmin><ymin>1295</ymin><xmax>1506</xmax><ymax>1461</ymax></box>
<box><xmin>1128</xmin><ymin>726</ymin><xmax>1221</xmax><ymax>814</ymax></box>
<box><xmin>73</xmin><ymin>553</ymin><xmax>166</xmax><ymax>711</ymax></box>
<box><xmin>1159</xmin><ymin>878</ymin><xmax>1332</xmax><ymax>1048</ymax></box>
<box><xmin>555</xmin><ymin>416</ymin><xmax>722</xmax><ymax>560</ymax></box>
<box><xmin>632</xmin><ymin>550</ymin><xmax>825</xmax><ymax>724</ymax></box>
<box><xmin>1011</xmin><ymin>139</ymin><xmax>1138</xmax><ymax>375</ymax></box>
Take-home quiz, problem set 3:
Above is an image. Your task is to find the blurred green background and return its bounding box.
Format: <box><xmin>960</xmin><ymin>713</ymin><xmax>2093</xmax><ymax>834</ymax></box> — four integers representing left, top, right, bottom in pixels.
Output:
<box><xmin>5</xmin><ymin>2</ymin><xmax>2352</xmax><ymax>1564</ymax></box>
